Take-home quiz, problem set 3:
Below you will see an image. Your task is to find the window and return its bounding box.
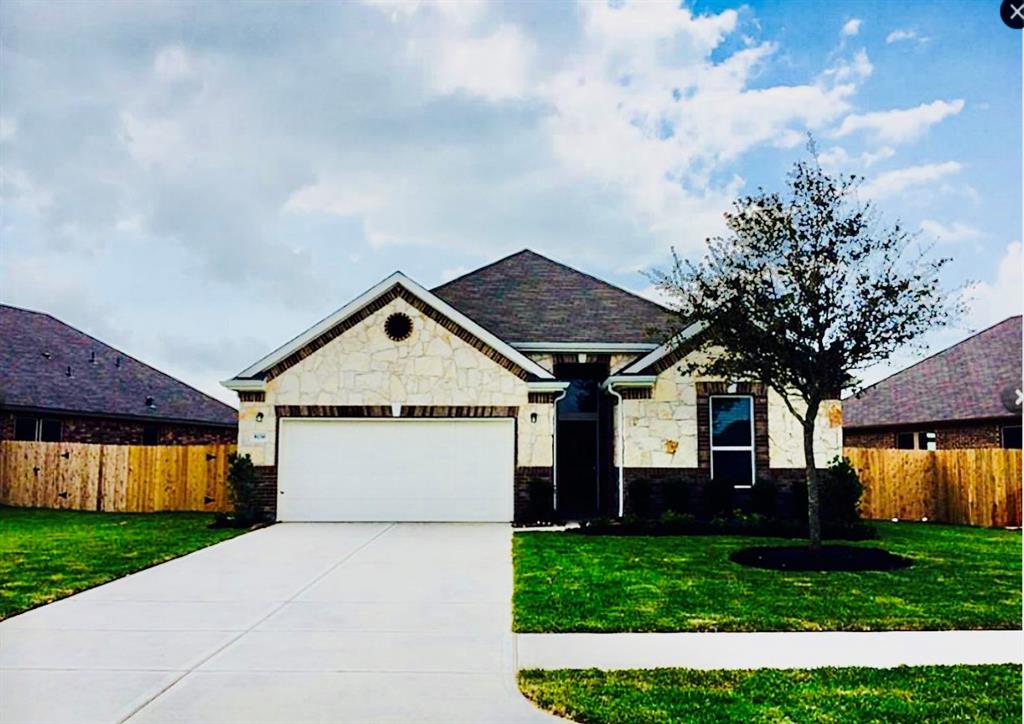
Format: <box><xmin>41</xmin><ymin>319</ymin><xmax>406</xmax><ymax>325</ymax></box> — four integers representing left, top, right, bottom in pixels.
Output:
<box><xmin>12</xmin><ymin>417</ymin><xmax>62</xmax><ymax>442</ymax></box>
<box><xmin>39</xmin><ymin>419</ymin><xmax>62</xmax><ymax>442</ymax></box>
<box><xmin>1002</xmin><ymin>425</ymin><xmax>1022</xmax><ymax>450</ymax></box>
<box><xmin>896</xmin><ymin>431</ymin><xmax>936</xmax><ymax>450</ymax></box>
<box><xmin>710</xmin><ymin>396</ymin><xmax>754</xmax><ymax>487</ymax></box>
<box><xmin>142</xmin><ymin>425</ymin><xmax>160</xmax><ymax>446</ymax></box>
<box><xmin>13</xmin><ymin>417</ymin><xmax>37</xmax><ymax>441</ymax></box>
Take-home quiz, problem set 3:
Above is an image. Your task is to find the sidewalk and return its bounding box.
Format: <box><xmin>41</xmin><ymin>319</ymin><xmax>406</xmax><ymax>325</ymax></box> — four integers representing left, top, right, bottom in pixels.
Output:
<box><xmin>516</xmin><ymin>630</ymin><xmax>1024</xmax><ymax>670</ymax></box>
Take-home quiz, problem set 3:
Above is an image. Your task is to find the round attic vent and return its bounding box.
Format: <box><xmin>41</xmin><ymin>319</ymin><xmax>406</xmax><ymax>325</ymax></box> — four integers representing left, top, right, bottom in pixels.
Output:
<box><xmin>384</xmin><ymin>312</ymin><xmax>413</xmax><ymax>342</ymax></box>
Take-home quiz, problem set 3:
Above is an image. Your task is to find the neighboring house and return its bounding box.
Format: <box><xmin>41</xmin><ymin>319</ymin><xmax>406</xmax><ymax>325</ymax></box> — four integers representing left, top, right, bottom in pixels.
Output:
<box><xmin>0</xmin><ymin>305</ymin><xmax>237</xmax><ymax>445</ymax></box>
<box><xmin>844</xmin><ymin>316</ymin><xmax>1022</xmax><ymax>451</ymax></box>
<box><xmin>224</xmin><ymin>250</ymin><xmax>841</xmax><ymax>522</ymax></box>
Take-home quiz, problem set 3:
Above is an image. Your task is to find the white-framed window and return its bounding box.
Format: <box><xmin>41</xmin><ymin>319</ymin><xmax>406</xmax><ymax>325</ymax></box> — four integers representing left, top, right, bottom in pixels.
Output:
<box><xmin>709</xmin><ymin>395</ymin><xmax>755</xmax><ymax>488</ymax></box>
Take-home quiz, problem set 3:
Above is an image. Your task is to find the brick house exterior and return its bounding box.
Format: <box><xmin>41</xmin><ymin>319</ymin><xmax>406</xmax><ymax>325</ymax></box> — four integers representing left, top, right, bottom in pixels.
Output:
<box><xmin>0</xmin><ymin>305</ymin><xmax>237</xmax><ymax>446</ymax></box>
<box><xmin>224</xmin><ymin>250</ymin><xmax>841</xmax><ymax>522</ymax></box>
<box><xmin>844</xmin><ymin>316</ymin><xmax>1022</xmax><ymax>450</ymax></box>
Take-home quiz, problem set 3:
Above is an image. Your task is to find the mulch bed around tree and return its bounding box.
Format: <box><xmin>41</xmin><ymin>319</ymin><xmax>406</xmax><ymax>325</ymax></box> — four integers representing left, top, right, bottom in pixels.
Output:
<box><xmin>729</xmin><ymin>545</ymin><xmax>913</xmax><ymax>572</ymax></box>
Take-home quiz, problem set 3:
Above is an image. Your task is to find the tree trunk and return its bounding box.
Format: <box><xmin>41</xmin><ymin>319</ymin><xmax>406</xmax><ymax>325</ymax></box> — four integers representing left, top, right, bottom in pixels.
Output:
<box><xmin>803</xmin><ymin>401</ymin><xmax>822</xmax><ymax>550</ymax></box>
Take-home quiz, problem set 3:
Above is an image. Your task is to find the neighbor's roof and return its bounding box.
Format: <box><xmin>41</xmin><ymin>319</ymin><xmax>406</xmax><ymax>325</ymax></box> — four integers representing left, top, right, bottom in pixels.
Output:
<box><xmin>432</xmin><ymin>250</ymin><xmax>673</xmax><ymax>345</ymax></box>
<box><xmin>844</xmin><ymin>316</ymin><xmax>1022</xmax><ymax>429</ymax></box>
<box><xmin>0</xmin><ymin>305</ymin><xmax>237</xmax><ymax>426</ymax></box>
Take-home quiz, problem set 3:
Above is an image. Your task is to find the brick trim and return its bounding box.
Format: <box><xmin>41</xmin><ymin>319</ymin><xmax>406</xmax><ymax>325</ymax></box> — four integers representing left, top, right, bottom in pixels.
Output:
<box><xmin>619</xmin><ymin>387</ymin><xmax>652</xmax><ymax>400</ymax></box>
<box><xmin>239</xmin><ymin>391</ymin><xmax>265</xmax><ymax>403</ymax></box>
<box><xmin>528</xmin><ymin>392</ymin><xmax>559</xmax><ymax>404</ymax></box>
<box><xmin>515</xmin><ymin>466</ymin><xmax>554</xmax><ymax>522</ymax></box>
<box><xmin>265</xmin><ymin>285</ymin><xmax>531</xmax><ymax>381</ymax></box>
<box><xmin>275</xmin><ymin>405</ymin><xmax>519</xmax><ymax>418</ymax></box>
<box><xmin>696</xmin><ymin>382</ymin><xmax>769</xmax><ymax>474</ymax></box>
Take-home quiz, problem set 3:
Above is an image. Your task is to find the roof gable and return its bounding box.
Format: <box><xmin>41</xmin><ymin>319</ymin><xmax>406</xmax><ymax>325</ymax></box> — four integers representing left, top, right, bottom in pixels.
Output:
<box><xmin>0</xmin><ymin>305</ymin><xmax>237</xmax><ymax>425</ymax></box>
<box><xmin>432</xmin><ymin>250</ymin><xmax>673</xmax><ymax>345</ymax></box>
<box><xmin>228</xmin><ymin>272</ymin><xmax>555</xmax><ymax>384</ymax></box>
<box><xmin>845</xmin><ymin>316</ymin><xmax>1023</xmax><ymax>428</ymax></box>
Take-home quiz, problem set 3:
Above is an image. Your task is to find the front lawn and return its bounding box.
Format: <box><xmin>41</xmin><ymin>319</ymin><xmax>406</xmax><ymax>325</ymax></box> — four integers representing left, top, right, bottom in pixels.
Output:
<box><xmin>519</xmin><ymin>665</ymin><xmax>1023</xmax><ymax>724</ymax></box>
<box><xmin>513</xmin><ymin>522</ymin><xmax>1022</xmax><ymax>632</ymax></box>
<box><xmin>0</xmin><ymin>507</ymin><xmax>246</xmax><ymax>620</ymax></box>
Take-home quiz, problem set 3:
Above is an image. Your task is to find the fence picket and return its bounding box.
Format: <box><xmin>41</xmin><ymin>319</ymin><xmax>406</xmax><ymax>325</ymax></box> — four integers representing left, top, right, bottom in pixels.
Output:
<box><xmin>845</xmin><ymin>447</ymin><xmax>1022</xmax><ymax>528</ymax></box>
<box><xmin>0</xmin><ymin>441</ymin><xmax>235</xmax><ymax>513</ymax></box>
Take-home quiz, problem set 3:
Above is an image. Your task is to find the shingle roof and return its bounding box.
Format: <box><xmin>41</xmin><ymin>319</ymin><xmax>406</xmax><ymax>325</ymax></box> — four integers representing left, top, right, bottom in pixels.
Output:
<box><xmin>844</xmin><ymin>316</ymin><xmax>1022</xmax><ymax>428</ymax></box>
<box><xmin>431</xmin><ymin>250</ymin><xmax>673</xmax><ymax>344</ymax></box>
<box><xmin>0</xmin><ymin>305</ymin><xmax>237</xmax><ymax>426</ymax></box>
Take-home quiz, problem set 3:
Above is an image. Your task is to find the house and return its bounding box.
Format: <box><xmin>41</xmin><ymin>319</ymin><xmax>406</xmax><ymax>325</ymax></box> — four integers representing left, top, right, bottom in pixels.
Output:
<box><xmin>844</xmin><ymin>316</ymin><xmax>1022</xmax><ymax>450</ymax></box>
<box><xmin>0</xmin><ymin>305</ymin><xmax>237</xmax><ymax>445</ymax></box>
<box><xmin>223</xmin><ymin>250</ymin><xmax>841</xmax><ymax>522</ymax></box>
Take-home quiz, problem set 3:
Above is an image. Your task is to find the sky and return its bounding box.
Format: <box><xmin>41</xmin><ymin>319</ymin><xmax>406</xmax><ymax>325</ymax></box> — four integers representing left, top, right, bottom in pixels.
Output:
<box><xmin>1</xmin><ymin>0</ymin><xmax>1020</xmax><ymax>406</ymax></box>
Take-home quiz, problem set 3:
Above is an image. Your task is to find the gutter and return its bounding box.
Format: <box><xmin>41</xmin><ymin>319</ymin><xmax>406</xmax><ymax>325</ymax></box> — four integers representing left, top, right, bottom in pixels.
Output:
<box><xmin>601</xmin><ymin>375</ymin><xmax>657</xmax><ymax>517</ymax></box>
<box><xmin>221</xmin><ymin>378</ymin><xmax>268</xmax><ymax>392</ymax></box>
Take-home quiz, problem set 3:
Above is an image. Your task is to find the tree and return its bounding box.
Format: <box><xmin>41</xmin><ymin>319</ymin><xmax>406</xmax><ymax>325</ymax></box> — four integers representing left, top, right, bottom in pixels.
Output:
<box><xmin>654</xmin><ymin>144</ymin><xmax>961</xmax><ymax>549</ymax></box>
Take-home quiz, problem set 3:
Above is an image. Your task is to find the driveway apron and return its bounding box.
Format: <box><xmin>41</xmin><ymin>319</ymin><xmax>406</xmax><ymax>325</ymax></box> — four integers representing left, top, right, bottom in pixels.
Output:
<box><xmin>0</xmin><ymin>523</ymin><xmax>558</xmax><ymax>723</ymax></box>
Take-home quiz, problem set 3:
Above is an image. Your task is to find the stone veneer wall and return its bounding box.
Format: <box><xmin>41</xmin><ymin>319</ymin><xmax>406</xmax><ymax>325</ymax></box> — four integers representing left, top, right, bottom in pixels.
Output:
<box><xmin>237</xmin><ymin>296</ymin><xmax>555</xmax><ymax>470</ymax></box>
<box><xmin>613</xmin><ymin>351</ymin><xmax>842</xmax><ymax>472</ymax></box>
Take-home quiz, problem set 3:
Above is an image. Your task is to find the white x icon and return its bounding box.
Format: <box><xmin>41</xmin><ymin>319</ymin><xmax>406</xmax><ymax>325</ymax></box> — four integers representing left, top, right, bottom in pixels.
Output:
<box><xmin>1012</xmin><ymin>3</ymin><xmax>1024</xmax><ymax>21</ymax></box>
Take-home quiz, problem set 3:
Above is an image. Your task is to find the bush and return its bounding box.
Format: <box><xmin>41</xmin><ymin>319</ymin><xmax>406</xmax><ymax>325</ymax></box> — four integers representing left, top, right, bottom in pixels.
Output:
<box><xmin>222</xmin><ymin>452</ymin><xmax>266</xmax><ymax>527</ymax></box>
<box><xmin>750</xmin><ymin>476</ymin><xmax>780</xmax><ymax>518</ymax></box>
<box><xmin>821</xmin><ymin>456</ymin><xmax>863</xmax><ymax>524</ymax></box>
<box><xmin>627</xmin><ymin>477</ymin><xmax>656</xmax><ymax>518</ymax></box>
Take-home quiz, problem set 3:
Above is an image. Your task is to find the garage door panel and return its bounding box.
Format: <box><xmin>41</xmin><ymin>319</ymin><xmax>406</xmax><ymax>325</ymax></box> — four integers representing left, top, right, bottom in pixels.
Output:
<box><xmin>277</xmin><ymin>419</ymin><xmax>514</xmax><ymax>522</ymax></box>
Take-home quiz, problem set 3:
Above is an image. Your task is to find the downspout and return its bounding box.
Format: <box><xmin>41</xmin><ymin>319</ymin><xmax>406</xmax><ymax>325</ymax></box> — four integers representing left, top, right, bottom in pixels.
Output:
<box><xmin>551</xmin><ymin>387</ymin><xmax>569</xmax><ymax>512</ymax></box>
<box><xmin>601</xmin><ymin>375</ymin><xmax>656</xmax><ymax>519</ymax></box>
<box><xmin>605</xmin><ymin>381</ymin><xmax>626</xmax><ymax>518</ymax></box>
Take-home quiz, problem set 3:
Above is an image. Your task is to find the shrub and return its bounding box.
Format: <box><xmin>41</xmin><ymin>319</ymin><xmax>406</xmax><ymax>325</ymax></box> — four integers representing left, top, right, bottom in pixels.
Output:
<box><xmin>820</xmin><ymin>456</ymin><xmax>863</xmax><ymax>524</ymax></box>
<box><xmin>225</xmin><ymin>452</ymin><xmax>265</xmax><ymax>526</ymax></box>
<box><xmin>627</xmin><ymin>477</ymin><xmax>656</xmax><ymax>518</ymax></box>
<box><xmin>750</xmin><ymin>476</ymin><xmax>779</xmax><ymax>518</ymax></box>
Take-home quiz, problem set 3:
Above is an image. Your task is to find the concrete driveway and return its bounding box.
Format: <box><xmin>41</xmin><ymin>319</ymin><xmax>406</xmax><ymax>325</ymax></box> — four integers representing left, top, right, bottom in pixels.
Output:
<box><xmin>0</xmin><ymin>523</ymin><xmax>559</xmax><ymax>724</ymax></box>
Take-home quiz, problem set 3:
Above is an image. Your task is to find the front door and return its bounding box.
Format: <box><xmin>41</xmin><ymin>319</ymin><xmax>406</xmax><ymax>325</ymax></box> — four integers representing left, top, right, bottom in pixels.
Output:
<box><xmin>554</xmin><ymin>362</ymin><xmax>611</xmax><ymax>519</ymax></box>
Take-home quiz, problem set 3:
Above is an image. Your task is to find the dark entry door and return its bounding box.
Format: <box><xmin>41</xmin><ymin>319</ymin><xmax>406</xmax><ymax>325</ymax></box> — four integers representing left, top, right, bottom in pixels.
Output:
<box><xmin>557</xmin><ymin>420</ymin><xmax>599</xmax><ymax>517</ymax></box>
<box><xmin>555</xmin><ymin>362</ymin><xmax>610</xmax><ymax>519</ymax></box>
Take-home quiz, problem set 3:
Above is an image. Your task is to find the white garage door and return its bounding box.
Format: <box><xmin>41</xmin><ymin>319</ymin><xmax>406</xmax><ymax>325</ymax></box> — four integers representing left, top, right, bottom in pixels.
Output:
<box><xmin>277</xmin><ymin>418</ymin><xmax>515</xmax><ymax>522</ymax></box>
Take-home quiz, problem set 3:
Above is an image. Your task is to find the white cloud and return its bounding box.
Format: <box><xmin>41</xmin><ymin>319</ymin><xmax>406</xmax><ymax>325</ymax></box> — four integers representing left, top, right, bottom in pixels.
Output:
<box><xmin>817</xmin><ymin>144</ymin><xmax>895</xmax><ymax>171</ymax></box>
<box><xmin>919</xmin><ymin>219</ymin><xmax>982</xmax><ymax>243</ymax></box>
<box><xmin>841</xmin><ymin>18</ymin><xmax>862</xmax><ymax>37</ymax></box>
<box><xmin>964</xmin><ymin>242</ymin><xmax>1023</xmax><ymax>328</ymax></box>
<box><xmin>860</xmin><ymin>161</ymin><xmax>962</xmax><ymax>199</ymax></box>
<box><xmin>886</xmin><ymin>29</ymin><xmax>928</xmax><ymax>45</ymax></box>
<box><xmin>0</xmin><ymin>115</ymin><xmax>15</xmax><ymax>142</ymax></box>
<box><xmin>431</xmin><ymin>24</ymin><xmax>535</xmax><ymax>101</ymax></box>
<box><xmin>835</xmin><ymin>99</ymin><xmax>964</xmax><ymax>143</ymax></box>
<box><xmin>153</xmin><ymin>45</ymin><xmax>194</xmax><ymax>81</ymax></box>
<box><xmin>823</xmin><ymin>48</ymin><xmax>873</xmax><ymax>84</ymax></box>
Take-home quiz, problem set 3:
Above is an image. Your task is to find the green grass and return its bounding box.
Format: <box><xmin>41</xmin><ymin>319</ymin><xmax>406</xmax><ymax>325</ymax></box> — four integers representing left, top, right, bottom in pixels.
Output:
<box><xmin>518</xmin><ymin>665</ymin><xmax>1023</xmax><ymax>724</ymax></box>
<box><xmin>0</xmin><ymin>506</ymin><xmax>246</xmax><ymax>619</ymax></box>
<box><xmin>513</xmin><ymin>523</ymin><xmax>1022</xmax><ymax>632</ymax></box>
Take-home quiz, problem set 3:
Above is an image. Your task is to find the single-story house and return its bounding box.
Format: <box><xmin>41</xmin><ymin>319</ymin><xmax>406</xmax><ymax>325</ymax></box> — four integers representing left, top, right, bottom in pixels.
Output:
<box><xmin>0</xmin><ymin>304</ymin><xmax>237</xmax><ymax>445</ymax></box>
<box><xmin>224</xmin><ymin>250</ymin><xmax>841</xmax><ymax>523</ymax></box>
<box><xmin>844</xmin><ymin>315</ymin><xmax>1022</xmax><ymax>450</ymax></box>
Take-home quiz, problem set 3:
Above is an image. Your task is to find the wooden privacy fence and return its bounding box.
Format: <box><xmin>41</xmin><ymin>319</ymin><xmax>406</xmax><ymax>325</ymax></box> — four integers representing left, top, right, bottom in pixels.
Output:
<box><xmin>845</xmin><ymin>447</ymin><xmax>1023</xmax><ymax>528</ymax></box>
<box><xmin>0</xmin><ymin>440</ymin><xmax>236</xmax><ymax>513</ymax></box>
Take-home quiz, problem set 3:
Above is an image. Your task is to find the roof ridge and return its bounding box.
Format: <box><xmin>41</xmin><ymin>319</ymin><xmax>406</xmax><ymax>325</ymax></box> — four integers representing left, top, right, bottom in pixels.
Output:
<box><xmin>431</xmin><ymin>249</ymin><xmax>535</xmax><ymax>292</ymax></box>
<box><xmin>849</xmin><ymin>316</ymin><xmax>1022</xmax><ymax>400</ymax></box>
<box><xmin>0</xmin><ymin>304</ymin><xmax>237</xmax><ymax>414</ymax></box>
<box><xmin>433</xmin><ymin>248</ymin><xmax>672</xmax><ymax>313</ymax></box>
